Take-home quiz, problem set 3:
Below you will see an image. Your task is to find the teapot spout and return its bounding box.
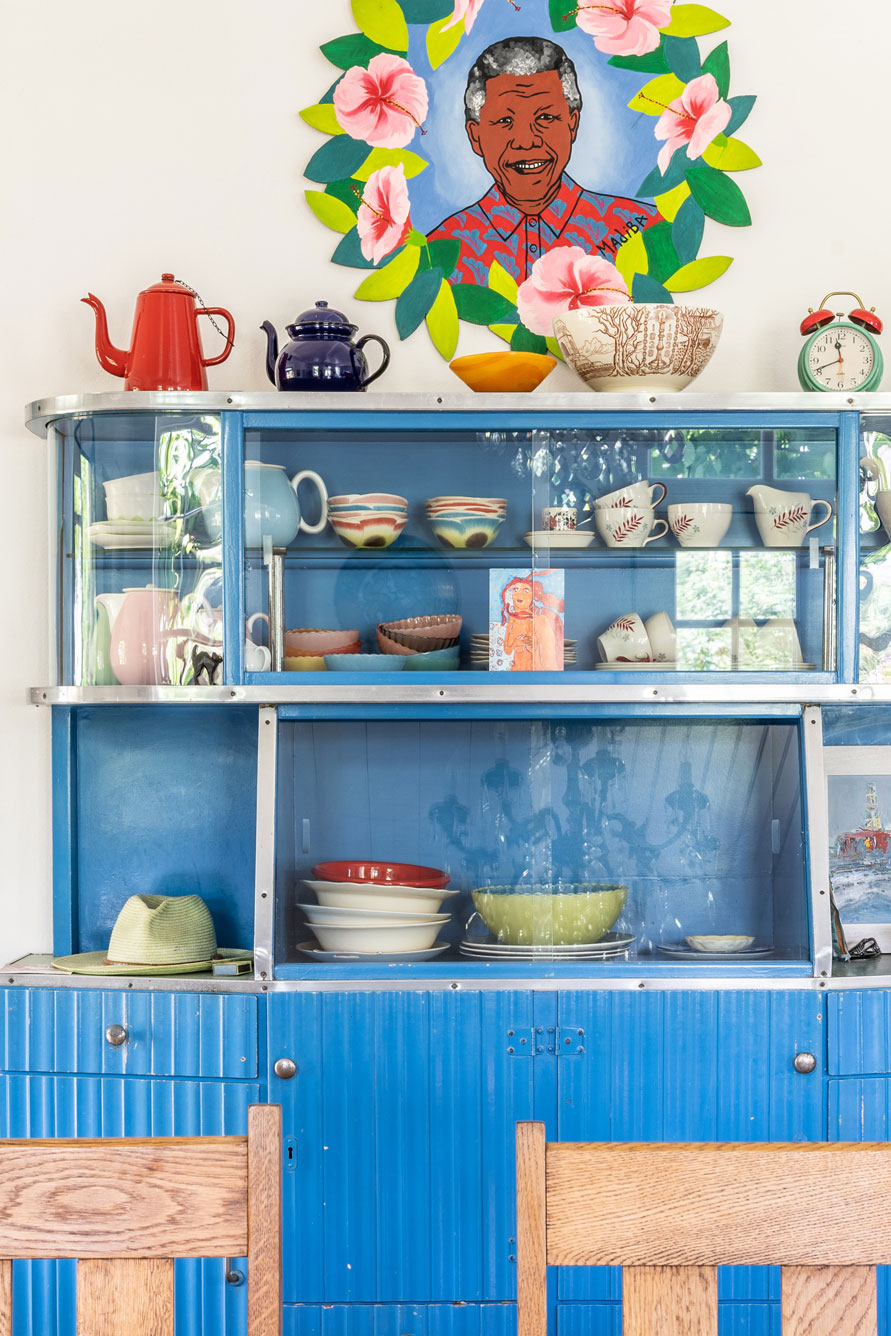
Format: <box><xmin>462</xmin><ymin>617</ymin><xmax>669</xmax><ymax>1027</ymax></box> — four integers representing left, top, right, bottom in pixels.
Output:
<box><xmin>260</xmin><ymin>321</ymin><xmax>279</xmax><ymax>386</ymax></box>
<box><xmin>82</xmin><ymin>293</ymin><xmax>129</xmax><ymax>379</ymax></box>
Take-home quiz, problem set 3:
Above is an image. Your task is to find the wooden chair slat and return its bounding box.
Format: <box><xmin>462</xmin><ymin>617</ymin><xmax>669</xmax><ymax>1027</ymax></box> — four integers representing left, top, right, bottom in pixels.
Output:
<box><xmin>623</xmin><ymin>1266</ymin><xmax>718</xmax><ymax>1336</ymax></box>
<box><xmin>0</xmin><ymin>1259</ymin><xmax>10</xmax><ymax>1336</ymax></box>
<box><xmin>783</xmin><ymin>1266</ymin><xmax>877</xmax><ymax>1336</ymax></box>
<box><xmin>77</xmin><ymin>1258</ymin><xmax>174</xmax><ymax>1336</ymax></box>
<box><xmin>247</xmin><ymin>1104</ymin><xmax>283</xmax><ymax>1336</ymax></box>
<box><xmin>516</xmin><ymin>1121</ymin><xmax>547</xmax><ymax>1336</ymax></box>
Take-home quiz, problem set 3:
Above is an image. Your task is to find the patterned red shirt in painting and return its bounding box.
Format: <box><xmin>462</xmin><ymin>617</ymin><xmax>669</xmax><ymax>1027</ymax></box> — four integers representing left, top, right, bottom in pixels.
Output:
<box><xmin>428</xmin><ymin>173</ymin><xmax>662</xmax><ymax>287</ymax></box>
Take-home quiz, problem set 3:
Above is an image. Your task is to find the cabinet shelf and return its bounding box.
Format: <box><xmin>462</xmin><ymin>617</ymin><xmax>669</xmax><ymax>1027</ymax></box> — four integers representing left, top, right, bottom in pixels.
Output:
<box><xmin>244</xmin><ymin>543</ymin><xmax>834</xmax><ymax>570</ymax></box>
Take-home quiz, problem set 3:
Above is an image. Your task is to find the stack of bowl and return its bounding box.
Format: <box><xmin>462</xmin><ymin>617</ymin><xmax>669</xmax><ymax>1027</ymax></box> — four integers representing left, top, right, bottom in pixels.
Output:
<box><xmin>328</xmin><ymin>493</ymin><xmax>408</xmax><ymax>549</ymax></box>
<box><xmin>302</xmin><ymin>860</ymin><xmax>457</xmax><ymax>955</ymax></box>
<box><xmin>470</xmin><ymin>632</ymin><xmax>577</xmax><ymax>666</ymax></box>
<box><xmin>377</xmin><ymin>614</ymin><xmax>462</xmax><ymax>670</ymax></box>
<box><xmin>425</xmin><ymin>497</ymin><xmax>506</xmax><ymax>549</ymax></box>
<box><xmin>284</xmin><ymin>627</ymin><xmax>360</xmax><ymax>671</ymax></box>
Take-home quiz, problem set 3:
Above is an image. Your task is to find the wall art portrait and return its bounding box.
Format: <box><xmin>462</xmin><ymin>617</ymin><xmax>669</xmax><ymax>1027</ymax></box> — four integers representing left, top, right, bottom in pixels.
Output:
<box><xmin>489</xmin><ymin>567</ymin><xmax>565</xmax><ymax>670</ymax></box>
<box><xmin>822</xmin><ymin>747</ymin><xmax>891</xmax><ymax>955</ymax></box>
<box><xmin>302</xmin><ymin>1</ymin><xmax>760</xmax><ymax>358</ymax></box>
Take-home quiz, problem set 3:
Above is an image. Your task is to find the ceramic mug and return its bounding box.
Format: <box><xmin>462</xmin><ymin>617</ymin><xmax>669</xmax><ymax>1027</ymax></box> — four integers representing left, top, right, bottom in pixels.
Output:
<box><xmin>594</xmin><ymin>480</ymin><xmax>667</xmax><ymax>509</ymax></box>
<box><xmin>597</xmin><ymin>612</ymin><xmax>651</xmax><ymax>663</ymax></box>
<box><xmin>644</xmin><ymin>611</ymin><xmax>676</xmax><ymax>662</ymax></box>
<box><xmin>595</xmin><ymin>506</ymin><xmax>669</xmax><ymax>548</ymax></box>
<box><xmin>542</xmin><ymin>506</ymin><xmax>577</xmax><ymax>532</ymax></box>
<box><xmin>667</xmin><ymin>502</ymin><xmax>732</xmax><ymax>548</ymax></box>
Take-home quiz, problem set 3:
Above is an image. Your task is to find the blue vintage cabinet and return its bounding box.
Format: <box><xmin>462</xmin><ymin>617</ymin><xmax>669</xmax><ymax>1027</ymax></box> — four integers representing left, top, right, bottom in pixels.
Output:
<box><xmin>14</xmin><ymin>391</ymin><xmax>891</xmax><ymax>1335</ymax></box>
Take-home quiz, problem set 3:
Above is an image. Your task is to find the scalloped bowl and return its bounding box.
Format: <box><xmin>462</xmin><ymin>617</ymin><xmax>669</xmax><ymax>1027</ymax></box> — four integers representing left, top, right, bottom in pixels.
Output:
<box><xmin>553</xmin><ymin>304</ymin><xmax>723</xmax><ymax>393</ymax></box>
<box><xmin>685</xmin><ymin>934</ymin><xmax>755</xmax><ymax>953</ymax></box>
<box><xmin>472</xmin><ymin>884</ymin><xmax>628</xmax><ymax>946</ymax></box>
<box><xmin>449</xmin><ymin>352</ymin><xmax>557</xmax><ymax>394</ymax></box>
<box><xmin>323</xmin><ymin>653</ymin><xmax>404</xmax><ymax>672</ymax></box>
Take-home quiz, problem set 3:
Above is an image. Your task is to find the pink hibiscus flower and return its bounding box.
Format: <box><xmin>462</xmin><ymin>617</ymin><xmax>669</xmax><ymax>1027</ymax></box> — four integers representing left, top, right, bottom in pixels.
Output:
<box><xmin>573</xmin><ymin>0</ymin><xmax>672</xmax><ymax>56</ymax></box>
<box><xmin>516</xmin><ymin>246</ymin><xmax>630</xmax><ymax>337</ymax></box>
<box><xmin>333</xmin><ymin>54</ymin><xmax>428</xmax><ymax>150</ymax></box>
<box><xmin>655</xmin><ymin>72</ymin><xmax>732</xmax><ymax>173</ymax></box>
<box><xmin>356</xmin><ymin>164</ymin><xmax>412</xmax><ymax>265</ymax></box>
<box><xmin>443</xmin><ymin>0</ymin><xmax>520</xmax><ymax>32</ymax></box>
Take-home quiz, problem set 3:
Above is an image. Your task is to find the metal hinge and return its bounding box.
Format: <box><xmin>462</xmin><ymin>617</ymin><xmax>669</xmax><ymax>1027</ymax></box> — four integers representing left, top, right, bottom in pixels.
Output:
<box><xmin>507</xmin><ymin>1027</ymin><xmax>585</xmax><ymax>1055</ymax></box>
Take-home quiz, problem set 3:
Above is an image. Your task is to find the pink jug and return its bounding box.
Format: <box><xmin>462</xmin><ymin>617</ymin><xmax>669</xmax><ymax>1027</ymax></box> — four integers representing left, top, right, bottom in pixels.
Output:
<box><xmin>110</xmin><ymin>587</ymin><xmax>189</xmax><ymax>686</ymax></box>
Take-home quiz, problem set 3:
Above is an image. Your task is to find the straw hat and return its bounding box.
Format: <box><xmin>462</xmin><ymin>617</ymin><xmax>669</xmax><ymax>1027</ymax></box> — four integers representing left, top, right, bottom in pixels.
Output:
<box><xmin>51</xmin><ymin>893</ymin><xmax>251</xmax><ymax>976</ymax></box>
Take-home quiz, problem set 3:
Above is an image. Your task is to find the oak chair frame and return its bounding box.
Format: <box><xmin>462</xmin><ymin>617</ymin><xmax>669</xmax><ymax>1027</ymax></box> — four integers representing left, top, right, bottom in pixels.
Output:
<box><xmin>516</xmin><ymin>1120</ymin><xmax>891</xmax><ymax>1336</ymax></box>
<box><xmin>0</xmin><ymin>1101</ymin><xmax>282</xmax><ymax>1336</ymax></box>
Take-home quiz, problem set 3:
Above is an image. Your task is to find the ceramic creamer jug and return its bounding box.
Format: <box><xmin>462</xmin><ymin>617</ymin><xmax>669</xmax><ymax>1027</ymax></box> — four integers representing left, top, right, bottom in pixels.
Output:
<box><xmin>746</xmin><ymin>485</ymin><xmax>834</xmax><ymax>548</ymax></box>
<box><xmin>261</xmin><ymin>301</ymin><xmax>390</xmax><ymax>392</ymax></box>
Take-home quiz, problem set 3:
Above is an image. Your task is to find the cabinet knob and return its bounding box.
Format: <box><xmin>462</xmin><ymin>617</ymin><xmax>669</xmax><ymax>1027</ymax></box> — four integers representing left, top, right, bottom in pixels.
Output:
<box><xmin>274</xmin><ymin>1057</ymin><xmax>297</xmax><ymax>1080</ymax></box>
<box><xmin>793</xmin><ymin>1051</ymin><xmax>817</xmax><ymax>1074</ymax></box>
<box><xmin>105</xmin><ymin>1024</ymin><xmax>128</xmax><ymax>1048</ymax></box>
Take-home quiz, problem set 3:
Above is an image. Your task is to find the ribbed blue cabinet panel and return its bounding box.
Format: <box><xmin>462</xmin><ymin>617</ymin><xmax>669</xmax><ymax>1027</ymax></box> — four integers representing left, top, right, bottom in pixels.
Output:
<box><xmin>283</xmin><ymin>1304</ymin><xmax>517</xmax><ymax>1336</ymax></box>
<box><xmin>552</xmin><ymin>990</ymin><xmax>824</xmax><ymax>1303</ymax></box>
<box><xmin>268</xmin><ymin>990</ymin><xmax>535</xmax><ymax>1304</ymax></box>
<box><xmin>0</xmin><ymin>1073</ymin><xmax>260</xmax><ymax>1336</ymax></box>
<box><xmin>557</xmin><ymin>1302</ymin><xmax>779</xmax><ymax>1336</ymax></box>
<box><xmin>828</xmin><ymin>990</ymin><xmax>891</xmax><ymax>1075</ymax></box>
<box><xmin>828</xmin><ymin>1077</ymin><xmax>891</xmax><ymax>1336</ymax></box>
<box><xmin>0</xmin><ymin>987</ymin><xmax>258</xmax><ymax>1078</ymax></box>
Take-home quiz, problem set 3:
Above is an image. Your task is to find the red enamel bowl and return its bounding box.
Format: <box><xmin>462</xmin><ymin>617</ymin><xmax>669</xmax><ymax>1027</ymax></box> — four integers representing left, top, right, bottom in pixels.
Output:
<box><xmin>312</xmin><ymin>860</ymin><xmax>450</xmax><ymax>888</ymax></box>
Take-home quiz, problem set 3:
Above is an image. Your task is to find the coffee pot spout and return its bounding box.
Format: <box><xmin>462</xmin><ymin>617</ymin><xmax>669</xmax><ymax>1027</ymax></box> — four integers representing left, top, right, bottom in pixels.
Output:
<box><xmin>81</xmin><ymin>293</ymin><xmax>129</xmax><ymax>379</ymax></box>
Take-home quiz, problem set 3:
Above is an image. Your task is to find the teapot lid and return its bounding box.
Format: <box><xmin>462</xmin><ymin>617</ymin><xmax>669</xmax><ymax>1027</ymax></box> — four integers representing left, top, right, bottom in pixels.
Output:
<box><xmin>292</xmin><ymin>299</ymin><xmax>356</xmax><ymax>333</ymax></box>
<box><xmin>143</xmin><ymin>273</ymin><xmax>192</xmax><ymax>297</ymax></box>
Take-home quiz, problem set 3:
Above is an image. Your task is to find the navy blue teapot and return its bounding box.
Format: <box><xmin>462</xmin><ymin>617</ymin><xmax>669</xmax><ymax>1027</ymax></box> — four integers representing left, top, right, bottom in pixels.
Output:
<box><xmin>261</xmin><ymin>301</ymin><xmax>390</xmax><ymax>392</ymax></box>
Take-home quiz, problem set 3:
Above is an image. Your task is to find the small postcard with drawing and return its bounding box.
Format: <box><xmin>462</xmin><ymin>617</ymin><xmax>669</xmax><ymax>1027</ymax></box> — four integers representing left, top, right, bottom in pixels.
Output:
<box><xmin>489</xmin><ymin>569</ymin><xmax>565</xmax><ymax>671</ymax></box>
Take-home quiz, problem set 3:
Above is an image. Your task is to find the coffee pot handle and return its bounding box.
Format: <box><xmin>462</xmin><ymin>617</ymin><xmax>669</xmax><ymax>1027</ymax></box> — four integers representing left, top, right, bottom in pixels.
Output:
<box><xmin>197</xmin><ymin>308</ymin><xmax>236</xmax><ymax>367</ymax></box>
<box><xmin>356</xmin><ymin>334</ymin><xmax>390</xmax><ymax>387</ymax></box>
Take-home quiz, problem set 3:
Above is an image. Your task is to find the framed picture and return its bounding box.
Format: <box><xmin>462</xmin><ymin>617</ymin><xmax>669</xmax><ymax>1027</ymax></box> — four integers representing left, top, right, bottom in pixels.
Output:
<box><xmin>821</xmin><ymin>746</ymin><xmax>891</xmax><ymax>954</ymax></box>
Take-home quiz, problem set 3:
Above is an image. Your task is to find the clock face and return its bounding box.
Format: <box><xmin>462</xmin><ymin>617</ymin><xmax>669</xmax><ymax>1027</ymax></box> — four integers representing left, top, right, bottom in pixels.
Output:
<box><xmin>805</xmin><ymin>324</ymin><xmax>876</xmax><ymax>390</ymax></box>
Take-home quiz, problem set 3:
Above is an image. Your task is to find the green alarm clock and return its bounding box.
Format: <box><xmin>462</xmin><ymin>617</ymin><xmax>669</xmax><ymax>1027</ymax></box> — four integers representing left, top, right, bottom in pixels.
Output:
<box><xmin>798</xmin><ymin>290</ymin><xmax>884</xmax><ymax>392</ymax></box>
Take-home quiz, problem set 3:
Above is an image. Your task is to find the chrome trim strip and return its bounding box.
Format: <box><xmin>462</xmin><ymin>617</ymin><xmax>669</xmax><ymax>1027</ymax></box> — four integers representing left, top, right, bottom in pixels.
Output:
<box><xmin>253</xmin><ymin>708</ymin><xmax>278</xmax><ymax>981</ymax></box>
<box><xmin>803</xmin><ymin>707</ymin><xmax>833</xmax><ymax>978</ymax></box>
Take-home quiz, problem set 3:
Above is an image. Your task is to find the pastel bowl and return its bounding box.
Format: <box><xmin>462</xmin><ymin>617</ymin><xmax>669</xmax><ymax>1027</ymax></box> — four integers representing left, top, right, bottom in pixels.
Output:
<box><xmin>284</xmin><ymin>655</ymin><xmax>330</xmax><ymax>672</ymax></box>
<box><xmin>328</xmin><ymin>493</ymin><xmax>408</xmax><ymax>510</ymax></box>
<box><xmin>306</xmin><ymin>920</ymin><xmax>445</xmax><ymax>953</ymax></box>
<box><xmin>403</xmin><ymin>647</ymin><xmax>461</xmax><ymax>670</ymax></box>
<box><xmin>284</xmin><ymin>627</ymin><xmax>361</xmax><ymax>654</ymax></box>
<box><xmin>685</xmin><ymin>935</ymin><xmax>755</xmax><ymax>953</ymax></box>
<box><xmin>305</xmin><ymin>879</ymin><xmax>459</xmax><ymax>914</ymax></box>
<box><xmin>449</xmin><ymin>351</ymin><xmax>557</xmax><ymax>394</ymax></box>
<box><xmin>329</xmin><ymin>513</ymin><xmax>407</xmax><ymax>548</ymax></box>
<box><xmin>553</xmin><ymin>304</ymin><xmax>723</xmax><ymax>393</ymax></box>
<box><xmin>382</xmin><ymin>627</ymin><xmax>460</xmax><ymax>653</ymax></box>
<box><xmin>429</xmin><ymin>514</ymin><xmax>505</xmax><ymax>549</ymax></box>
<box><xmin>377</xmin><ymin>629</ymin><xmax>422</xmax><ymax>656</ymax></box>
<box><xmin>472</xmin><ymin>884</ymin><xmax>628</xmax><ymax>946</ymax></box>
<box><xmin>313</xmin><ymin>860</ymin><xmax>450</xmax><ymax>888</ymax></box>
<box><xmin>323</xmin><ymin>653</ymin><xmax>405</xmax><ymax>672</ymax></box>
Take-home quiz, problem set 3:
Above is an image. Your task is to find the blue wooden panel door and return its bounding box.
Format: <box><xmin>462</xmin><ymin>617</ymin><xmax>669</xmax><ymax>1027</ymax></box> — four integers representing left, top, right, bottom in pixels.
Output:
<box><xmin>550</xmin><ymin>989</ymin><xmax>825</xmax><ymax>1319</ymax></box>
<box><xmin>269</xmin><ymin>989</ymin><xmax>535</xmax><ymax>1304</ymax></box>
<box><xmin>829</xmin><ymin>1072</ymin><xmax>891</xmax><ymax>1336</ymax></box>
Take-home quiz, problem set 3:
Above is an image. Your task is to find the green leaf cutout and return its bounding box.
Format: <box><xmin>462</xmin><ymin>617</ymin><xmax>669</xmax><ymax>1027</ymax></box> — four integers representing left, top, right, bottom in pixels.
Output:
<box><xmin>300</xmin><ymin>104</ymin><xmax>344</xmax><ymax>136</ymax></box>
<box><xmin>396</xmin><ymin>267</ymin><xmax>443</xmax><ymax>339</ymax></box>
<box><xmin>661</xmin><ymin>4</ymin><xmax>730</xmax><ymax>38</ymax></box>
<box><xmin>400</xmin><ymin>0</ymin><xmax>453</xmax><ymax>20</ymax></box>
<box><xmin>662</xmin><ymin>35</ymin><xmax>701</xmax><ymax>83</ymax></box>
<box><xmin>488</xmin><ymin>259</ymin><xmax>519</xmax><ymax>305</ymax></box>
<box><xmin>628</xmin><ymin>73</ymin><xmax>685</xmax><ymax>117</ymax></box>
<box><xmin>489</xmin><ymin>323</ymin><xmax>517</xmax><ymax>345</ymax></box>
<box><xmin>639</xmin><ymin>146</ymin><xmax>697</xmax><ymax>197</ymax></box>
<box><xmin>664</xmin><ymin>255</ymin><xmax>733</xmax><ymax>291</ymax></box>
<box><xmin>632</xmin><ymin>273</ymin><xmax>673</xmax><ymax>303</ymax></box>
<box><xmin>354</xmin><ymin>148</ymin><xmax>428</xmax><ymax>181</ymax></box>
<box><xmin>686</xmin><ymin>162</ymin><xmax>752</xmax><ymax>226</ymax></box>
<box><xmin>305</xmin><ymin>136</ymin><xmax>371</xmax><ymax>184</ymax></box>
<box><xmin>426</xmin><ymin>280</ymin><xmax>460</xmax><ymax>360</ymax></box>
<box><xmin>332</xmin><ymin>227</ymin><xmax>380</xmax><ymax>269</ymax></box>
<box><xmin>355</xmin><ymin>246</ymin><xmax>421</xmax><ymax>299</ymax></box>
<box><xmin>451</xmin><ymin>284</ymin><xmax>518</xmax><ymax>324</ymax></box>
<box><xmin>548</xmin><ymin>0</ymin><xmax>576</xmax><ymax>33</ymax></box>
<box><xmin>325</xmin><ymin>178</ymin><xmax>364</xmax><ymax>210</ymax></box>
<box><xmin>702</xmin><ymin>40</ymin><xmax>730</xmax><ymax>99</ymax></box>
<box><xmin>670</xmin><ymin>194</ymin><xmax>705</xmax><ymax>265</ymax></box>
<box><xmin>725</xmin><ymin>94</ymin><xmax>756</xmax><ymax>136</ymax></box>
<box><xmin>608</xmin><ymin>47</ymin><xmax>669</xmax><ymax>73</ymax></box>
<box><xmin>352</xmin><ymin>0</ymin><xmax>410</xmax><ymax>52</ymax></box>
<box><xmin>642</xmin><ymin>221</ymin><xmax>680</xmax><ymax>284</ymax></box>
<box><xmin>427</xmin><ymin>15</ymin><xmax>464</xmax><ymax>69</ymax></box>
<box><xmin>319</xmin><ymin>78</ymin><xmax>342</xmax><ymax>105</ymax></box>
<box><xmin>321</xmin><ymin>33</ymin><xmax>396</xmax><ymax>69</ymax></box>
<box><xmin>428</xmin><ymin>238</ymin><xmax>461</xmax><ymax>279</ymax></box>
<box><xmin>511</xmin><ymin>324</ymin><xmax>549</xmax><ymax>354</ymax></box>
<box><xmin>545</xmin><ymin>336</ymin><xmax>565</xmax><ymax>362</ymax></box>
<box><xmin>305</xmin><ymin>190</ymin><xmax>357</xmax><ymax>234</ymax></box>
<box><xmin>703</xmin><ymin>134</ymin><xmax>762</xmax><ymax>172</ymax></box>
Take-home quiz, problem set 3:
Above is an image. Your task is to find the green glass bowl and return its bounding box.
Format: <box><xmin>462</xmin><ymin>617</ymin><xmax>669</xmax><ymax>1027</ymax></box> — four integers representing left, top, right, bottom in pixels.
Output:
<box><xmin>472</xmin><ymin>884</ymin><xmax>627</xmax><ymax>946</ymax></box>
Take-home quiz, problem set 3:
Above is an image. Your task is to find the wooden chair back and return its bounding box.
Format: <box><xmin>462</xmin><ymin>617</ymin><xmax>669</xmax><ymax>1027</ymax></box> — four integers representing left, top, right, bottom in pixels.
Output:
<box><xmin>0</xmin><ymin>1102</ymin><xmax>281</xmax><ymax>1336</ymax></box>
<box><xmin>516</xmin><ymin>1120</ymin><xmax>891</xmax><ymax>1336</ymax></box>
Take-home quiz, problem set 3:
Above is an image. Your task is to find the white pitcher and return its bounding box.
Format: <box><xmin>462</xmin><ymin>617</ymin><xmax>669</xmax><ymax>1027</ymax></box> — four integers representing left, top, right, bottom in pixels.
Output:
<box><xmin>746</xmin><ymin>485</ymin><xmax>833</xmax><ymax>547</ymax></box>
<box><xmin>91</xmin><ymin>592</ymin><xmax>127</xmax><ymax>684</ymax></box>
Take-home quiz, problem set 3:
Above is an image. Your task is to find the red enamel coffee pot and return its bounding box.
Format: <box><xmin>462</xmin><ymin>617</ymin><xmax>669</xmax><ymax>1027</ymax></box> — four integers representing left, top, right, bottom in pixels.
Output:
<box><xmin>82</xmin><ymin>274</ymin><xmax>235</xmax><ymax>391</ymax></box>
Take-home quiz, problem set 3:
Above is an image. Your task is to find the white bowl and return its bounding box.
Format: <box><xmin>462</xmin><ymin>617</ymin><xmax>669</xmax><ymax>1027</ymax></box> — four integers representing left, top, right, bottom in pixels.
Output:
<box><xmin>685</xmin><ymin>934</ymin><xmax>755</xmax><ymax>953</ymax></box>
<box><xmin>306</xmin><ymin>920</ymin><xmax>445</xmax><ymax>952</ymax></box>
<box><xmin>301</xmin><ymin>902</ymin><xmax>450</xmax><ymax>925</ymax></box>
<box><xmin>305</xmin><ymin>879</ymin><xmax>459</xmax><ymax>914</ymax></box>
<box><xmin>103</xmin><ymin>472</ymin><xmax>163</xmax><ymax>522</ymax></box>
<box><xmin>553</xmin><ymin>304</ymin><xmax>723</xmax><ymax>393</ymax></box>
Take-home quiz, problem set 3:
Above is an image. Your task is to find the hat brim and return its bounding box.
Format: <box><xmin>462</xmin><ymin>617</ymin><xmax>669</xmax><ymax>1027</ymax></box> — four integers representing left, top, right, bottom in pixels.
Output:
<box><xmin>50</xmin><ymin>948</ymin><xmax>253</xmax><ymax>977</ymax></box>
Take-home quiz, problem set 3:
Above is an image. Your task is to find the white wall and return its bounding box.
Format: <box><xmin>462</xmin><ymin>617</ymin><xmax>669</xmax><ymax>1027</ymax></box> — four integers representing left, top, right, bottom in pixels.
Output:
<box><xmin>1</xmin><ymin>0</ymin><xmax>889</xmax><ymax>957</ymax></box>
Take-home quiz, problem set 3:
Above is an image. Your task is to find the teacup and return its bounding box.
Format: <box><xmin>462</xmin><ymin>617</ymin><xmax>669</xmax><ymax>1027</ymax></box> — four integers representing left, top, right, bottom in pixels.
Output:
<box><xmin>597</xmin><ymin>612</ymin><xmax>651</xmax><ymax>663</ymax></box>
<box><xmin>542</xmin><ymin>506</ymin><xmax>577</xmax><ymax>532</ymax></box>
<box><xmin>595</xmin><ymin>506</ymin><xmax>669</xmax><ymax>548</ymax></box>
<box><xmin>667</xmin><ymin>502</ymin><xmax>732</xmax><ymax>548</ymax></box>
<box><xmin>644</xmin><ymin>611</ymin><xmax>676</xmax><ymax>662</ymax></box>
<box><xmin>595</xmin><ymin>480</ymin><xmax>667</xmax><ymax>510</ymax></box>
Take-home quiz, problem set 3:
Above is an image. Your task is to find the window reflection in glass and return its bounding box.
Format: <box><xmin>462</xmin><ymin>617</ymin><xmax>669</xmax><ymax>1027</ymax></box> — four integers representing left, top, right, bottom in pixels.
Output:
<box><xmin>674</xmin><ymin>551</ymin><xmax>805</xmax><ymax>670</ymax></box>
<box><xmin>676</xmin><ymin>551</ymin><xmax>732</xmax><ymax>621</ymax></box>
<box><xmin>739</xmin><ymin>552</ymin><xmax>796</xmax><ymax>619</ymax></box>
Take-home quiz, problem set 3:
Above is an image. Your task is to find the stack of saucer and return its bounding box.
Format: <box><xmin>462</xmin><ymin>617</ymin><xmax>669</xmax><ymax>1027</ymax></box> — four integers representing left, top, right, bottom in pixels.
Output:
<box><xmin>470</xmin><ymin>633</ymin><xmax>577</xmax><ymax>667</ymax></box>
<box><xmin>89</xmin><ymin>519</ymin><xmax>179</xmax><ymax>550</ymax></box>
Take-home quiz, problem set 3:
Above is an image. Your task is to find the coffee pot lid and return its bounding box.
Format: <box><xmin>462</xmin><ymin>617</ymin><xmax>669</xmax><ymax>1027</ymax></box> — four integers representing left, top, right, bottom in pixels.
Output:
<box><xmin>291</xmin><ymin>300</ymin><xmax>356</xmax><ymax>335</ymax></box>
<box><xmin>143</xmin><ymin>273</ymin><xmax>193</xmax><ymax>297</ymax></box>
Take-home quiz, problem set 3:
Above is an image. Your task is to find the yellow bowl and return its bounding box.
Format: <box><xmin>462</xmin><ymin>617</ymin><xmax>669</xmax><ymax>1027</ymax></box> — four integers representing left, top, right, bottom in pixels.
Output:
<box><xmin>449</xmin><ymin>352</ymin><xmax>556</xmax><ymax>394</ymax></box>
<box><xmin>284</xmin><ymin>655</ymin><xmax>329</xmax><ymax>672</ymax></box>
<box><xmin>472</xmin><ymin>884</ymin><xmax>627</xmax><ymax>946</ymax></box>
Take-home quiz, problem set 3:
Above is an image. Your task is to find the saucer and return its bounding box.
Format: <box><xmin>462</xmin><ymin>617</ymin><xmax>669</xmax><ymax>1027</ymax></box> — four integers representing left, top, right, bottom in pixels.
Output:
<box><xmin>523</xmin><ymin>531</ymin><xmax>595</xmax><ymax>549</ymax></box>
<box><xmin>657</xmin><ymin>943</ymin><xmax>773</xmax><ymax>960</ymax></box>
<box><xmin>296</xmin><ymin>940</ymin><xmax>449</xmax><ymax>962</ymax></box>
<box><xmin>595</xmin><ymin>660</ymin><xmax>676</xmax><ymax>670</ymax></box>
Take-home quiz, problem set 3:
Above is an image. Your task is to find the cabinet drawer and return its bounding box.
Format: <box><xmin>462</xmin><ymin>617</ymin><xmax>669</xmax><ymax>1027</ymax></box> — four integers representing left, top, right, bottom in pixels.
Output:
<box><xmin>0</xmin><ymin>988</ymin><xmax>258</xmax><ymax>1079</ymax></box>
<box><xmin>828</xmin><ymin>991</ymin><xmax>891</xmax><ymax>1074</ymax></box>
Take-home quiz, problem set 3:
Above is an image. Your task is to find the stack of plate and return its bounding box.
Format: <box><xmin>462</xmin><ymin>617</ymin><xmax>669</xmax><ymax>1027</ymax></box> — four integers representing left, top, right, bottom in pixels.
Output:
<box><xmin>459</xmin><ymin>931</ymin><xmax>634</xmax><ymax>961</ymax></box>
<box><xmin>470</xmin><ymin>633</ymin><xmax>577</xmax><ymax>666</ymax></box>
<box><xmin>89</xmin><ymin>520</ymin><xmax>179</xmax><ymax>550</ymax></box>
